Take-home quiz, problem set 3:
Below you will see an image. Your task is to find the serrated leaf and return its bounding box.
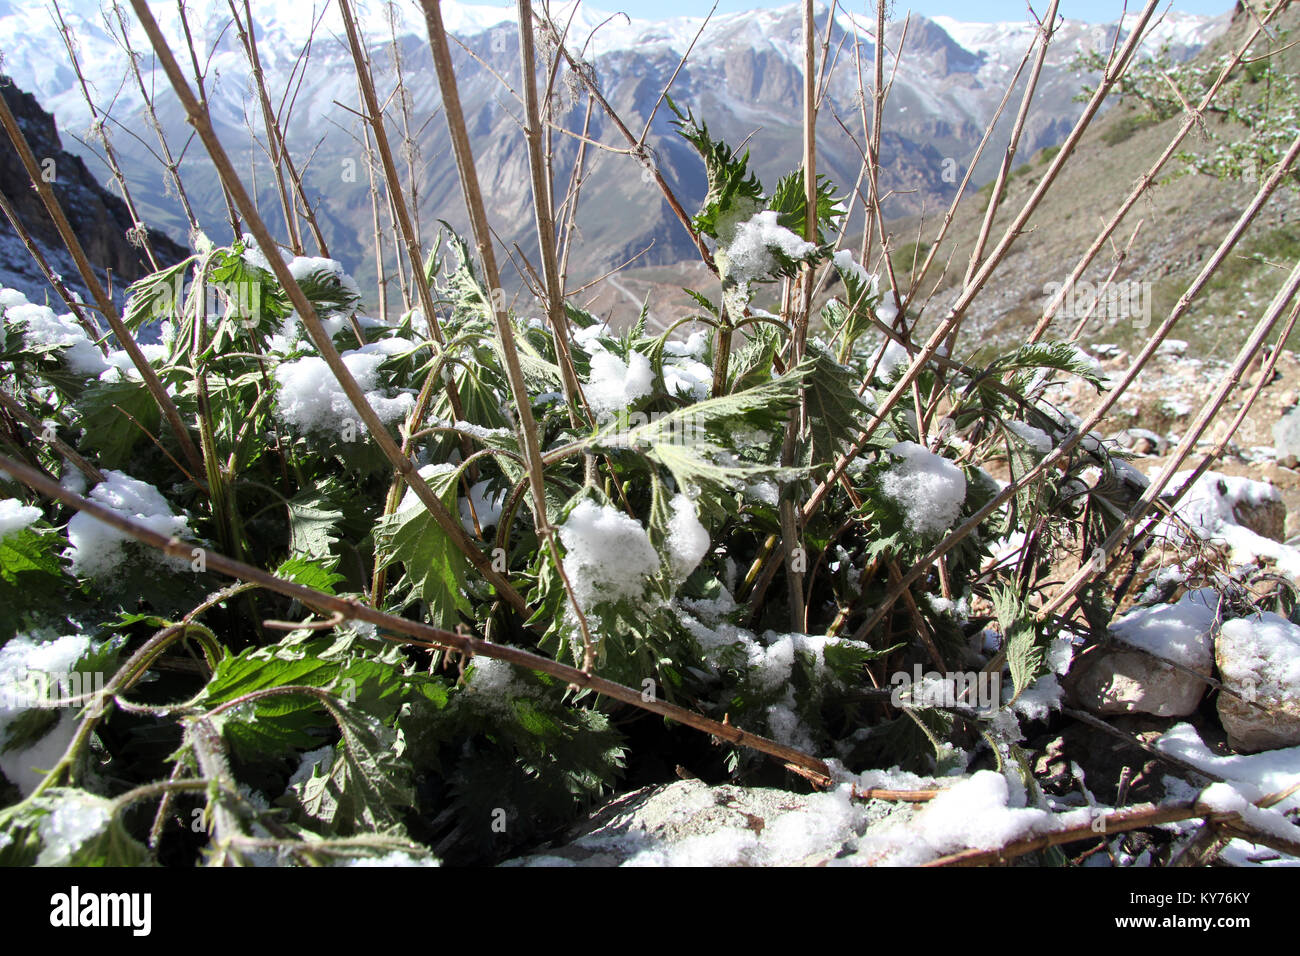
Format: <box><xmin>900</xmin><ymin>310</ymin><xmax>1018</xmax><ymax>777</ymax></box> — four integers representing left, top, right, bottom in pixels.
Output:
<box><xmin>296</xmin><ymin>704</ymin><xmax>413</xmax><ymax>835</ymax></box>
<box><xmin>373</xmin><ymin>466</ymin><xmax>473</xmax><ymax>629</ymax></box>
<box><xmin>275</xmin><ymin>557</ymin><xmax>345</xmax><ymax>595</ymax></box>
<box><xmin>994</xmin><ymin>586</ymin><xmax>1048</xmax><ymax>702</ymax></box>
<box><xmin>75</xmin><ymin>377</ymin><xmax>162</xmax><ymax>469</ymax></box>
<box><xmin>669</xmin><ymin>97</ymin><xmax>765</xmax><ymax>239</ymax></box>
<box><xmin>286</xmin><ymin>488</ymin><xmax>344</xmax><ymax>561</ymax></box>
<box><xmin>803</xmin><ymin>345</ymin><xmax>871</xmax><ymax>466</ymax></box>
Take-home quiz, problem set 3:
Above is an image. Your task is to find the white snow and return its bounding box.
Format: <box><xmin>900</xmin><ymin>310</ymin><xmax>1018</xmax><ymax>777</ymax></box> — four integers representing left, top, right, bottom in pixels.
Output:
<box><xmin>286</xmin><ymin>256</ymin><xmax>363</xmax><ymax>306</ymax></box>
<box><xmin>0</xmin><ymin>498</ymin><xmax>42</xmax><ymax>540</ymax></box>
<box><xmin>1007</xmin><ymin>420</ymin><xmax>1053</xmax><ymax>454</ymax></box>
<box><xmin>65</xmin><ymin>470</ymin><xmax>192</xmax><ymax>578</ymax></box>
<box><xmin>720</xmin><ymin>210</ymin><xmax>816</xmax><ymax>283</ymax></box>
<box><xmin>665</xmin><ymin>494</ymin><xmax>709</xmax><ymax>583</ymax></box>
<box><xmin>1215</xmin><ymin>612</ymin><xmax>1300</xmax><ymax>709</ymax></box>
<box><xmin>459</xmin><ymin>480</ymin><xmax>507</xmax><ymax>534</ymax></box>
<box><xmin>5</xmin><ymin>300</ymin><xmax>107</xmax><ymax>377</ymax></box>
<box><xmin>662</xmin><ymin>356</ymin><xmax>712</xmax><ymax>402</ymax></box>
<box><xmin>832</xmin><ymin>249</ymin><xmax>873</xmax><ymax>290</ymax></box>
<box><xmin>849</xmin><ymin>770</ymin><xmax>1054</xmax><ymax>865</ymax></box>
<box><xmin>879</xmin><ymin>441</ymin><xmax>967</xmax><ymax>536</ymax></box>
<box><xmin>274</xmin><ymin>351</ymin><xmax>415</xmax><ymax>434</ymax></box>
<box><xmin>558</xmin><ymin>499</ymin><xmax>661</xmax><ymax>610</ymax></box>
<box><xmin>461</xmin><ymin>654</ymin><xmax>528</xmax><ymax>716</ymax></box>
<box><xmin>1156</xmin><ymin>723</ymin><xmax>1300</xmax><ymax>813</ymax></box>
<box><xmin>1159</xmin><ymin>470</ymin><xmax>1300</xmax><ymax>577</ymax></box>
<box><xmin>340</xmin><ymin>851</ymin><xmax>440</xmax><ymax>867</ymax></box>
<box><xmin>873</xmin><ymin>339</ymin><xmax>910</xmax><ymax>378</ymax></box>
<box><xmin>662</xmin><ymin>331</ymin><xmax>708</xmax><ymax>359</ymax></box>
<box><xmin>585</xmin><ymin>350</ymin><xmax>653</xmax><ymax>422</ymax></box>
<box><xmin>99</xmin><ymin>344</ymin><xmax>167</xmax><ymax>383</ymax></box>
<box><xmin>36</xmin><ymin>793</ymin><xmax>112</xmax><ymax>863</ymax></box>
<box><xmin>1108</xmin><ymin>588</ymin><xmax>1220</xmax><ymax>671</ymax></box>
<box><xmin>0</xmin><ymin>631</ymin><xmax>93</xmax><ymax>795</ymax></box>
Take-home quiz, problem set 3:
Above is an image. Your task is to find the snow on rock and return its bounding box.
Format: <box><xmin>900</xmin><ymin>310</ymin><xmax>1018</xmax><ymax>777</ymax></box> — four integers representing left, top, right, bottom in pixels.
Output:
<box><xmin>274</xmin><ymin>349</ymin><xmax>415</xmax><ymax>434</ymax></box>
<box><xmin>506</xmin><ymin>769</ymin><xmax>1081</xmax><ymax>867</ymax></box>
<box><xmin>719</xmin><ymin>209</ymin><xmax>815</xmax><ymax>283</ymax></box>
<box><xmin>1159</xmin><ymin>470</ymin><xmax>1296</xmax><ymax>576</ymax></box>
<box><xmin>584</xmin><ymin>350</ymin><xmax>653</xmax><ymax>422</ymax></box>
<box><xmin>65</xmin><ymin>470</ymin><xmax>192</xmax><ymax>578</ymax></box>
<box><xmin>1215</xmin><ymin>612</ymin><xmax>1300</xmax><ymax>753</ymax></box>
<box><xmin>1157</xmin><ymin>723</ymin><xmax>1300</xmax><ymax>813</ymax></box>
<box><xmin>0</xmin><ymin>631</ymin><xmax>93</xmax><ymax>795</ymax></box>
<box><xmin>558</xmin><ymin>499</ymin><xmax>660</xmax><ymax>610</ymax></box>
<box><xmin>879</xmin><ymin>441</ymin><xmax>966</xmax><ymax>536</ymax></box>
<box><xmin>0</xmin><ymin>498</ymin><xmax>42</xmax><ymax>540</ymax></box>
<box><xmin>4</xmin><ymin>298</ymin><xmax>108</xmax><ymax>377</ymax></box>
<box><xmin>850</xmin><ymin>770</ymin><xmax>1055</xmax><ymax>865</ymax></box>
<box><xmin>1065</xmin><ymin>589</ymin><xmax>1219</xmax><ymax>718</ymax></box>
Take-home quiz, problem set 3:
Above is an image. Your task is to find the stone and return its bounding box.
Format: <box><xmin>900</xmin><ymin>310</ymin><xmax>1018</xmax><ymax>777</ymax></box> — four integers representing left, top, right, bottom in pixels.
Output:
<box><xmin>1116</xmin><ymin>427</ymin><xmax>1167</xmax><ymax>456</ymax></box>
<box><xmin>1215</xmin><ymin>612</ymin><xmax>1300</xmax><ymax>753</ymax></box>
<box><xmin>1274</xmin><ymin>408</ymin><xmax>1300</xmax><ymax>464</ymax></box>
<box><xmin>1064</xmin><ymin>590</ymin><xmax>1217</xmax><ymax>718</ymax></box>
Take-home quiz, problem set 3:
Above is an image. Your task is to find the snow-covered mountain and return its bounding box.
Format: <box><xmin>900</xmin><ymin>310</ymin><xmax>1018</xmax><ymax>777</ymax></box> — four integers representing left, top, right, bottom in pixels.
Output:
<box><xmin>0</xmin><ymin>1</ymin><xmax>1231</xmax><ymax>296</ymax></box>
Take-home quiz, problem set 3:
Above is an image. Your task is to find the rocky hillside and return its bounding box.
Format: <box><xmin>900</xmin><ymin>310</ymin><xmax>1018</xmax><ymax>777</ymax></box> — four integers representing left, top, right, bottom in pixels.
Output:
<box><xmin>885</xmin><ymin>2</ymin><xmax>1300</xmax><ymax>363</ymax></box>
<box><xmin>0</xmin><ymin>78</ymin><xmax>186</xmax><ymax>307</ymax></box>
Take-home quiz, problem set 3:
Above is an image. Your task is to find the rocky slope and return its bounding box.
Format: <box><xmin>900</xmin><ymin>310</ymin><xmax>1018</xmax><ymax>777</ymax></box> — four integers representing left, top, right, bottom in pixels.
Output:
<box><xmin>0</xmin><ymin>77</ymin><xmax>186</xmax><ymax>306</ymax></box>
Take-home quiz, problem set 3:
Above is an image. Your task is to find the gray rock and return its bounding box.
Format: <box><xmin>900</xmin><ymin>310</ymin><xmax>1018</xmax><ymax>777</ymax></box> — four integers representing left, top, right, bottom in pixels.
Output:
<box><xmin>1066</xmin><ymin>645</ymin><xmax>1210</xmax><ymax>717</ymax></box>
<box><xmin>1215</xmin><ymin>613</ymin><xmax>1300</xmax><ymax>753</ymax></box>
<box><xmin>1273</xmin><ymin>408</ymin><xmax>1300</xmax><ymax>463</ymax></box>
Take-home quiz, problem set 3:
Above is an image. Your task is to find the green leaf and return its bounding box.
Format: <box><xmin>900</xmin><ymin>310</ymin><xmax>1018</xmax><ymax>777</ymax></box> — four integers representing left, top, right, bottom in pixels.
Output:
<box><xmin>295</xmin><ymin>704</ymin><xmax>414</xmax><ymax>835</ymax></box>
<box><xmin>803</xmin><ymin>345</ymin><xmax>872</xmax><ymax>466</ymax></box>
<box><xmin>994</xmin><ymin>586</ymin><xmax>1048</xmax><ymax>702</ymax></box>
<box><xmin>194</xmin><ymin>638</ymin><xmax>419</xmax><ymax>761</ymax></box>
<box><xmin>286</xmin><ymin>488</ymin><xmax>344</xmax><ymax>561</ymax></box>
<box><xmin>669</xmin><ymin>97</ymin><xmax>765</xmax><ymax>239</ymax></box>
<box><xmin>768</xmin><ymin>170</ymin><xmax>840</xmax><ymax>244</ymax></box>
<box><xmin>275</xmin><ymin>557</ymin><xmax>346</xmax><ymax>595</ymax></box>
<box><xmin>75</xmin><ymin>377</ymin><xmax>162</xmax><ymax>469</ymax></box>
<box><xmin>993</xmin><ymin>341</ymin><xmax>1108</xmax><ymax>393</ymax></box>
<box><xmin>373</xmin><ymin>466</ymin><xmax>473</xmax><ymax>629</ymax></box>
<box><xmin>0</xmin><ymin>525</ymin><xmax>67</xmax><ymax>639</ymax></box>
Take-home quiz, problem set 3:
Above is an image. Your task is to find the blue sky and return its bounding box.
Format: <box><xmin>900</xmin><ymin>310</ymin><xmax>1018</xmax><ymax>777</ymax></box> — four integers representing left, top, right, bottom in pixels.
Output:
<box><xmin>488</xmin><ymin>1</ymin><xmax>1237</xmax><ymax>22</ymax></box>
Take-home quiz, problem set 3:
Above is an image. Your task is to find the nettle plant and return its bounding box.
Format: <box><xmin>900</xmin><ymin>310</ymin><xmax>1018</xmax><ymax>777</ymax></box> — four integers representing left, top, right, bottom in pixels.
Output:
<box><xmin>0</xmin><ymin>92</ymin><xmax>1133</xmax><ymax>865</ymax></box>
